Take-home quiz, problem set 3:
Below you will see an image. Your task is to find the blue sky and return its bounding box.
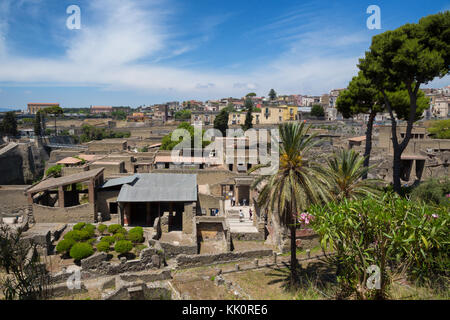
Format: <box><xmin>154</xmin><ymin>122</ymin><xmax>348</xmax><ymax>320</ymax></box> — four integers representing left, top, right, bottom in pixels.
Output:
<box><xmin>0</xmin><ymin>0</ymin><xmax>449</xmax><ymax>109</ymax></box>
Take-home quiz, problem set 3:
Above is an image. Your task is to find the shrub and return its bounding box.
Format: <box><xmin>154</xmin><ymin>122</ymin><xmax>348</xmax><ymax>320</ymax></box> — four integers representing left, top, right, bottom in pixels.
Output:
<box><xmin>101</xmin><ymin>236</ymin><xmax>115</xmax><ymax>245</ymax></box>
<box><xmin>56</xmin><ymin>239</ymin><xmax>75</xmax><ymax>254</ymax></box>
<box><xmin>310</xmin><ymin>193</ymin><xmax>449</xmax><ymax>299</ymax></box>
<box><xmin>108</xmin><ymin>224</ymin><xmax>124</xmax><ymax>234</ymax></box>
<box><xmin>96</xmin><ymin>241</ymin><xmax>110</xmax><ymax>253</ymax></box>
<box><xmin>83</xmin><ymin>224</ymin><xmax>96</xmax><ymax>238</ymax></box>
<box><xmin>114</xmin><ymin>240</ymin><xmax>133</xmax><ymax>255</ymax></box>
<box><xmin>98</xmin><ymin>224</ymin><xmax>107</xmax><ymax>234</ymax></box>
<box><xmin>64</xmin><ymin>230</ymin><xmax>90</xmax><ymax>242</ymax></box>
<box><xmin>129</xmin><ymin>226</ymin><xmax>143</xmax><ymax>235</ymax></box>
<box><xmin>86</xmin><ymin>238</ymin><xmax>96</xmax><ymax>245</ymax></box>
<box><xmin>128</xmin><ymin>227</ymin><xmax>144</xmax><ymax>243</ymax></box>
<box><xmin>127</xmin><ymin>231</ymin><xmax>143</xmax><ymax>243</ymax></box>
<box><xmin>45</xmin><ymin>165</ymin><xmax>63</xmax><ymax>178</ymax></box>
<box><xmin>410</xmin><ymin>178</ymin><xmax>450</xmax><ymax>206</ymax></box>
<box><xmin>70</xmin><ymin>242</ymin><xmax>94</xmax><ymax>261</ymax></box>
<box><xmin>113</xmin><ymin>233</ymin><xmax>125</xmax><ymax>241</ymax></box>
<box><xmin>73</xmin><ymin>222</ymin><xmax>86</xmax><ymax>231</ymax></box>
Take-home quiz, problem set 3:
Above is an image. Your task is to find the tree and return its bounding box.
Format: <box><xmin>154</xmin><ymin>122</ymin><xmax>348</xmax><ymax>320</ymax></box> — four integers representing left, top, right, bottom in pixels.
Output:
<box><xmin>310</xmin><ymin>104</ymin><xmax>325</xmax><ymax>118</ymax></box>
<box><xmin>323</xmin><ymin>149</ymin><xmax>381</xmax><ymax>201</ymax></box>
<box><xmin>111</xmin><ymin>109</ymin><xmax>127</xmax><ymax>120</ymax></box>
<box><xmin>33</xmin><ymin>111</ymin><xmax>43</xmax><ymax>137</ymax></box>
<box><xmin>1</xmin><ymin>111</ymin><xmax>18</xmax><ymax>136</ymax></box>
<box><xmin>174</xmin><ymin>110</ymin><xmax>191</xmax><ymax>120</ymax></box>
<box><xmin>160</xmin><ymin>122</ymin><xmax>210</xmax><ymax>150</ymax></box>
<box><xmin>213</xmin><ymin>109</ymin><xmax>229</xmax><ymax>136</ymax></box>
<box><xmin>44</xmin><ymin>106</ymin><xmax>63</xmax><ymax>136</ymax></box>
<box><xmin>242</xmin><ymin>97</ymin><xmax>253</xmax><ymax>131</ymax></box>
<box><xmin>246</xmin><ymin>92</ymin><xmax>257</xmax><ymax>97</ymax></box>
<box><xmin>251</xmin><ymin>122</ymin><xmax>330</xmax><ymax>288</ymax></box>
<box><xmin>268</xmin><ymin>89</ymin><xmax>277</xmax><ymax>101</ymax></box>
<box><xmin>0</xmin><ymin>224</ymin><xmax>51</xmax><ymax>300</ymax></box>
<box><xmin>338</xmin><ymin>73</ymin><xmax>429</xmax><ymax>180</ymax></box>
<box><xmin>427</xmin><ymin>119</ymin><xmax>450</xmax><ymax>139</ymax></box>
<box><xmin>358</xmin><ymin>12</ymin><xmax>450</xmax><ymax>193</ymax></box>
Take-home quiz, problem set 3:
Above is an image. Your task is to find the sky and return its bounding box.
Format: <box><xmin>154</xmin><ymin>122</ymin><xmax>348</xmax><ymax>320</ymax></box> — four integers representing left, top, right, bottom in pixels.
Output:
<box><xmin>0</xmin><ymin>0</ymin><xmax>449</xmax><ymax>110</ymax></box>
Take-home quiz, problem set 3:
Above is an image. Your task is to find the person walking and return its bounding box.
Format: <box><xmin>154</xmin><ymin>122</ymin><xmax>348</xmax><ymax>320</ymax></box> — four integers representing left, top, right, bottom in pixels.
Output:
<box><xmin>249</xmin><ymin>208</ymin><xmax>252</xmax><ymax>221</ymax></box>
<box><xmin>239</xmin><ymin>209</ymin><xmax>244</xmax><ymax>222</ymax></box>
<box><xmin>232</xmin><ymin>196</ymin><xmax>236</xmax><ymax>207</ymax></box>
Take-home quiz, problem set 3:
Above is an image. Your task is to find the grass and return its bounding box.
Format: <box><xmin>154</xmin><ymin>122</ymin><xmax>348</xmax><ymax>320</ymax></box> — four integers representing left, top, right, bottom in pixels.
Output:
<box><xmin>280</xmin><ymin>245</ymin><xmax>323</xmax><ymax>257</ymax></box>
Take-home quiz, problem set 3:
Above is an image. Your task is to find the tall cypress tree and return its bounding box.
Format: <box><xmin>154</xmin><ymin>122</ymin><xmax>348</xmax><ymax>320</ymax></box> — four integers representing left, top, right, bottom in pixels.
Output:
<box><xmin>242</xmin><ymin>97</ymin><xmax>253</xmax><ymax>131</ymax></box>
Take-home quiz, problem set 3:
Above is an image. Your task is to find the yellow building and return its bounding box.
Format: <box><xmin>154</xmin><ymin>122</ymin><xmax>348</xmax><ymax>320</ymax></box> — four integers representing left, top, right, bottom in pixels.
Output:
<box><xmin>228</xmin><ymin>105</ymin><xmax>289</xmax><ymax>125</ymax></box>
<box><xmin>279</xmin><ymin>105</ymin><xmax>298</xmax><ymax>121</ymax></box>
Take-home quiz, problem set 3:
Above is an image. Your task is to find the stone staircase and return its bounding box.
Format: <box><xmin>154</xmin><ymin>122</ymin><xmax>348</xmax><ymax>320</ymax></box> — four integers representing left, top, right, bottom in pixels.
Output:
<box><xmin>225</xmin><ymin>205</ymin><xmax>258</xmax><ymax>234</ymax></box>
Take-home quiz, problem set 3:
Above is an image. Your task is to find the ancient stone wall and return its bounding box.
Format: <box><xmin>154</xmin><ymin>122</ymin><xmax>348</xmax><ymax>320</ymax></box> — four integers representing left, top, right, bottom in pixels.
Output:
<box><xmin>176</xmin><ymin>249</ymin><xmax>273</xmax><ymax>268</ymax></box>
<box><xmin>0</xmin><ymin>186</ymin><xmax>29</xmax><ymax>216</ymax></box>
<box><xmin>33</xmin><ymin>202</ymin><xmax>95</xmax><ymax>223</ymax></box>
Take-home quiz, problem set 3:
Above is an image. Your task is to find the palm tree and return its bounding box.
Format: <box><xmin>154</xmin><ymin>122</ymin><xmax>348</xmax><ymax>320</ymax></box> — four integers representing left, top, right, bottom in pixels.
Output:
<box><xmin>323</xmin><ymin>148</ymin><xmax>381</xmax><ymax>201</ymax></box>
<box><xmin>250</xmin><ymin>122</ymin><xmax>330</xmax><ymax>288</ymax></box>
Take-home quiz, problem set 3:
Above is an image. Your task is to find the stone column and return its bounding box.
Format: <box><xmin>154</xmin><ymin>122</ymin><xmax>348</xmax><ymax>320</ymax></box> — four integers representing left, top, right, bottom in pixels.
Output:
<box><xmin>88</xmin><ymin>179</ymin><xmax>95</xmax><ymax>204</ymax></box>
<box><xmin>58</xmin><ymin>186</ymin><xmax>65</xmax><ymax>208</ymax></box>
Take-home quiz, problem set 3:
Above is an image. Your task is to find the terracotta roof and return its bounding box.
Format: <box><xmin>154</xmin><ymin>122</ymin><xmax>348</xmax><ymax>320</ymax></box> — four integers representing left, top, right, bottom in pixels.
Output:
<box><xmin>77</xmin><ymin>154</ymin><xmax>103</xmax><ymax>162</ymax></box>
<box><xmin>348</xmin><ymin>136</ymin><xmax>366</xmax><ymax>142</ymax></box>
<box><xmin>56</xmin><ymin>157</ymin><xmax>83</xmax><ymax>165</ymax></box>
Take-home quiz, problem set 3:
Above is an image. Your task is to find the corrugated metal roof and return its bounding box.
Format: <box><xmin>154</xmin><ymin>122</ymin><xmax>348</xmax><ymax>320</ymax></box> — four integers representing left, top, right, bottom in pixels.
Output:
<box><xmin>117</xmin><ymin>173</ymin><xmax>197</xmax><ymax>202</ymax></box>
<box><xmin>101</xmin><ymin>175</ymin><xmax>138</xmax><ymax>189</ymax></box>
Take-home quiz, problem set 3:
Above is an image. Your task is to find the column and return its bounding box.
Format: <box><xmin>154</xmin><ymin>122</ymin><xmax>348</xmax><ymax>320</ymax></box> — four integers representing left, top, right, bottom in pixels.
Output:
<box><xmin>88</xmin><ymin>179</ymin><xmax>95</xmax><ymax>204</ymax></box>
<box><xmin>58</xmin><ymin>186</ymin><xmax>65</xmax><ymax>208</ymax></box>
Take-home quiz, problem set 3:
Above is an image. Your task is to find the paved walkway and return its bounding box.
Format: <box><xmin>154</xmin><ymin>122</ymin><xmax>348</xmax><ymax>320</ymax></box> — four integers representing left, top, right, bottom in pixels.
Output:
<box><xmin>224</xmin><ymin>201</ymin><xmax>258</xmax><ymax>233</ymax></box>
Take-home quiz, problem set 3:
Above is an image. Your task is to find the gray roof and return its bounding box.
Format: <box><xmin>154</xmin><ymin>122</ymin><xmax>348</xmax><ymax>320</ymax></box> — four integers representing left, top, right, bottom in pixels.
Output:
<box><xmin>117</xmin><ymin>173</ymin><xmax>197</xmax><ymax>202</ymax></box>
<box><xmin>101</xmin><ymin>175</ymin><xmax>138</xmax><ymax>189</ymax></box>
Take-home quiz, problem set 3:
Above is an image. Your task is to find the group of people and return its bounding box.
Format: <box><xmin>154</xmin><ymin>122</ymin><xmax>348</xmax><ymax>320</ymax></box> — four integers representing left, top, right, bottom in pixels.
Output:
<box><xmin>239</xmin><ymin>208</ymin><xmax>252</xmax><ymax>222</ymax></box>
<box><xmin>231</xmin><ymin>196</ymin><xmax>247</xmax><ymax>207</ymax></box>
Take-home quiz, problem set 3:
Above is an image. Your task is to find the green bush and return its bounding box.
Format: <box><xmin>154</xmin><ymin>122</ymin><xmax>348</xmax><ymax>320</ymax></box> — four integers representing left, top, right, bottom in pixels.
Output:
<box><xmin>96</xmin><ymin>241</ymin><xmax>110</xmax><ymax>253</ymax></box>
<box><xmin>310</xmin><ymin>193</ymin><xmax>449</xmax><ymax>299</ymax></box>
<box><xmin>83</xmin><ymin>224</ymin><xmax>96</xmax><ymax>237</ymax></box>
<box><xmin>98</xmin><ymin>224</ymin><xmax>107</xmax><ymax>234</ymax></box>
<box><xmin>64</xmin><ymin>230</ymin><xmax>91</xmax><ymax>242</ymax></box>
<box><xmin>73</xmin><ymin>222</ymin><xmax>86</xmax><ymax>230</ymax></box>
<box><xmin>114</xmin><ymin>240</ymin><xmax>133</xmax><ymax>255</ymax></box>
<box><xmin>127</xmin><ymin>231</ymin><xmax>143</xmax><ymax>243</ymax></box>
<box><xmin>108</xmin><ymin>224</ymin><xmax>124</xmax><ymax>234</ymax></box>
<box><xmin>70</xmin><ymin>242</ymin><xmax>94</xmax><ymax>261</ymax></box>
<box><xmin>56</xmin><ymin>239</ymin><xmax>76</xmax><ymax>254</ymax></box>
<box><xmin>129</xmin><ymin>226</ymin><xmax>143</xmax><ymax>235</ymax></box>
<box><xmin>410</xmin><ymin>178</ymin><xmax>450</xmax><ymax>206</ymax></box>
<box><xmin>113</xmin><ymin>233</ymin><xmax>125</xmax><ymax>241</ymax></box>
<box><xmin>86</xmin><ymin>238</ymin><xmax>96</xmax><ymax>245</ymax></box>
<box><xmin>45</xmin><ymin>165</ymin><xmax>63</xmax><ymax>178</ymax></box>
<box><xmin>128</xmin><ymin>227</ymin><xmax>144</xmax><ymax>243</ymax></box>
<box><xmin>101</xmin><ymin>236</ymin><xmax>115</xmax><ymax>245</ymax></box>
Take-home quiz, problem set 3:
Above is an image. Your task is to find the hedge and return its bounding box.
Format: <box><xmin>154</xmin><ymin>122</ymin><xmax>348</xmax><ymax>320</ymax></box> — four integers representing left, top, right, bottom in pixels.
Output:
<box><xmin>101</xmin><ymin>236</ymin><xmax>115</xmax><ymax>245</ymax></box>
<box><xmin>114</xmin><ymin>240</ymin><xmax>133</xmax><ymax>255</ymax></box>
<box><xmin>56</xmin><ymin>239</ymin><xmax>75</xmax><ymax>254</ymax></box>
<box><xmin>70</xmin><ymin>242</ymin><xmax>94</xmax><ymax>261</ymax></box>
<box><xmin>73</xmin><ymin>222</ymin><xmax>86</xmax><ymax>231</ymax></box>
<box><xmin>96</xmin><ymin>241</ymin><xmax>110</xmax><ymax>253</ymax></box>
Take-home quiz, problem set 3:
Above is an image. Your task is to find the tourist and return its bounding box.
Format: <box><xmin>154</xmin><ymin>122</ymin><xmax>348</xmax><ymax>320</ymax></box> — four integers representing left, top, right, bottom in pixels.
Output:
<box><xmin>249</xmin><ymin>208</ymin><xmax>252</xmax><ymax>220</ymax></box>
<box><xmin>239</xmin><ymin>209</ymin><xmax>244</xmax><ymax>222</ymax></box>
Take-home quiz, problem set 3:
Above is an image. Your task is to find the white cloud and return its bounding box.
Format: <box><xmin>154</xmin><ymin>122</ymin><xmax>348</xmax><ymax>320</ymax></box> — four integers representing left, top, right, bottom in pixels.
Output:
<box><xmin>2</xmin><ymin>0</ymin><xmax>443</xmax><ymax>103</ymax></box>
